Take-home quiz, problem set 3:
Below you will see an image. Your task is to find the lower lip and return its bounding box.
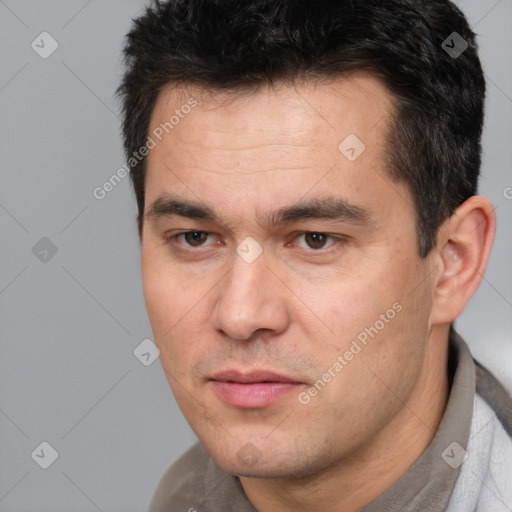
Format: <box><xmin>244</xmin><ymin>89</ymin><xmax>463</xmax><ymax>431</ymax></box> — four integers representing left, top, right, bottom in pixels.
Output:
<box><xmin>211</xmin><ymin>381</ymin><xmax>301</xmax><ymax>408</ymax></box>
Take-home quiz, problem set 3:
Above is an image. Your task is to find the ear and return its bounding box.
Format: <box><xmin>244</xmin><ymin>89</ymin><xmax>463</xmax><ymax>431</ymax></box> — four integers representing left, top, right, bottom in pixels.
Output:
<box><xmin>430</xmin><ymin>196</ymin><xmax>496</xmax><ymax>325</ymax></box>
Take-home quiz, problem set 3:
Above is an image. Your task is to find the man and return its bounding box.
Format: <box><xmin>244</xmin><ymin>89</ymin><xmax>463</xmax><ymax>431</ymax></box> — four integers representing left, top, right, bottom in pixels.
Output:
<box><xmin>117</xmin><ymin>0</ymin><xmax>512</xmax><ymax>510</ymax></box>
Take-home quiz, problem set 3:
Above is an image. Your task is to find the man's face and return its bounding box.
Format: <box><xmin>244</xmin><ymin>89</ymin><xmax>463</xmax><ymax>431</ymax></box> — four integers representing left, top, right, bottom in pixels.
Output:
<box><xmin>142</xmin><ymin>74</ymin><xmax>438</xmax><ymax>478</ymax></box>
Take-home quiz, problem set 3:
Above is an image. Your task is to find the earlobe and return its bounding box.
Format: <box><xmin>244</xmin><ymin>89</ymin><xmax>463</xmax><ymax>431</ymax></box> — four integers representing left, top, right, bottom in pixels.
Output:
<box><xmin>430</xmin><ymin>196</ymin><xmax>496</xmax><ymax>325</ymax></box>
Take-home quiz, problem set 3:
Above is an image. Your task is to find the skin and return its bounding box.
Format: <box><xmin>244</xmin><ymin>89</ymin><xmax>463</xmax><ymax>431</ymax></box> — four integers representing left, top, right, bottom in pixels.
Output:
<box><xmin>141</xmin><ymin>73</ymin><xmax>496</xmax><ymax>511</ymax></box>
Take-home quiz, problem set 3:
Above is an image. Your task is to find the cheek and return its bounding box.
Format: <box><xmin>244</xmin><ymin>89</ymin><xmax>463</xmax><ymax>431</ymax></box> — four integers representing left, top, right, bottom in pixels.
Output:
<box><xmin>142</xmin><ymin>265</ymin><xmax>175</xmax><ymax>334</ymax></box>
<box><xmin>142</xmin><ymin>246</ymin><xmax>199</xmax><ymax>328</ymax></box>
<box><xmin>299</xmin><ymin>273</ymin><xmax>395</xmax><ymax>347</ymax></box>
<box><xmin>141</xmin><ymin>257</ymin><xmax>214</xmax><ymax>372</ymax></box>
<box><xmin>300</xmin><ymin>257</ymin><xmax>428</xmax><ymax>378</ymax></box>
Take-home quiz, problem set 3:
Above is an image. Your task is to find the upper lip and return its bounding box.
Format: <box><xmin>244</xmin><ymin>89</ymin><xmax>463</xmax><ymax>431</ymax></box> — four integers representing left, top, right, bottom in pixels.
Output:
<box><xmin>211</xmin><ymin>370</ymin><xmax>300</xmax><ymax>384</ymax></box>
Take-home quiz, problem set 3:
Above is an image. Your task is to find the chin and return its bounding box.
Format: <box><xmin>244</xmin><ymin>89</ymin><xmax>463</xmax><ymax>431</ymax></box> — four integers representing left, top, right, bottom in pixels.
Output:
<box><xmin>206</xmin><ymin>442</ymin><xmax>329</xmax><ymax>480</ymax></box>
<box><xmin>218</xmin><ymin>459</ymin><xmax>293</xmax><ymax>479</ymax></box>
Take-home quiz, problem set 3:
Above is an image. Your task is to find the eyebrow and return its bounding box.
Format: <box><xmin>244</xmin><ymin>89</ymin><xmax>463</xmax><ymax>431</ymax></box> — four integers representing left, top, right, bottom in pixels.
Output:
<box><xmin>145</xmin><ymin>194</ymin><xmax>374</xmax><ymax>229</ymax></box>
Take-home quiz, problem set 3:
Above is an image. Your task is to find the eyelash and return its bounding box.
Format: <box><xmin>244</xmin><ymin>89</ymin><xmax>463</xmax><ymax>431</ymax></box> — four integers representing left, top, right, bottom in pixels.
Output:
<box><xmin>164</xmin><ymin>231</ymin><xmax>347</xmax><ymax>255</ymax></box>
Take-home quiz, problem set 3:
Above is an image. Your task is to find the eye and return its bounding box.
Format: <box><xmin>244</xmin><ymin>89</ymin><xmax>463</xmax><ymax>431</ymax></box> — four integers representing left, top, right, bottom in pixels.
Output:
<box><xmin>293</xmin><ymin>232</ymin><xmax>338</xmax><ymax>250</ymax></box>
<box><xmin>171</xmin><ymin>231</ymin><xmax>213</xmax><ymax>247</ymax></box>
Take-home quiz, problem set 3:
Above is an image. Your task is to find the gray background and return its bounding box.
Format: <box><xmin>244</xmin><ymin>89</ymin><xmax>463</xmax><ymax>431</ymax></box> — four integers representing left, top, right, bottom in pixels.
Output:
<box><xmin>0</xmin><ymin>1</ymin><xmax>510</xmax><ymax>510</ymax></box>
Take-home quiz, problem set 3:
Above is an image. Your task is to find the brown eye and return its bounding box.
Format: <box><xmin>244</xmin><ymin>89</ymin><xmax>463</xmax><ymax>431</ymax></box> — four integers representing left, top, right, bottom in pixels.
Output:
<box><xmin>304</xmin><ymin>233</ymin><xmax>328</xmax><ymax>250</ymax></box>
<box><xmin>183</xmin><ymin>231</ymin><xmax>209</xmax><ymax>246</ymax></box>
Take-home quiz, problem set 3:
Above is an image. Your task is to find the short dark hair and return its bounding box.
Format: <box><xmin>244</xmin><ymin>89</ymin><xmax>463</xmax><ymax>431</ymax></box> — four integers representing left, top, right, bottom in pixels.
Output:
<box><xmin>117</xmin><ymin>0</ymin><xmax>485</xmax><ymax>257</ymax></box>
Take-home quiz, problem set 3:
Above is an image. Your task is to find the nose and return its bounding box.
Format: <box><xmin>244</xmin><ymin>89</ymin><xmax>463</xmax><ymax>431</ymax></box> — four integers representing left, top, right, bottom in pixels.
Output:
<box><xmin>211</xmin><ymin>251</ymin><xmax>290</xmax><ymax>342</ymax></box>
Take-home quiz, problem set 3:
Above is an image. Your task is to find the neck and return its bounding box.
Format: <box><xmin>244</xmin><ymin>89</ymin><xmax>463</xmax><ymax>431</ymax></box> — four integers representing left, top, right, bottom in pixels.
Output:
<box><xmin>240</xmin><ymin>327</ymin><xmax>451</xmax><ymax>512</ymax></box>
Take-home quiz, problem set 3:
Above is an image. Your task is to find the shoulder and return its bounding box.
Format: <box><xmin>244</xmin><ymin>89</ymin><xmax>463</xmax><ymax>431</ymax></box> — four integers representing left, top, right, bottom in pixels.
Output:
<box><xmin>148</xmin><ymin>442</ymin><xmax>210</xmax><ymax>512</ymax></box>
<box><xmin>148</xmin><ymin>442</ymin><xmax>256</xmax><ymax>512</ymax></box>
<box><xmin>446</xmin><ymin>361</ymin><xmax>512</xmax><ymax>512</ymax></box>
<box><xmin>447</xmin><ymin>393</ymin><xmax>512</xmax><ymax>511</ymax></box>
<box><xmin>475</xmin><ymin>361</ymin><xmax>512</xmax><ymax>436</ymax></box>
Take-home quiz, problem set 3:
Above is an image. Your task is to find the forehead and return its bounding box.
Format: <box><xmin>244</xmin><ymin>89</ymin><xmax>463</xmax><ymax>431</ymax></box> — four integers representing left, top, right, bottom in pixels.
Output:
<box><xmin>143</xmin><ymin>73</ymin><xmax>410</xmax><ymax>229</ymax></box>
<box><xmin>147</xmin><ymin>73</ymin><xmax>394</xmax><ymax>170</ymax></box>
